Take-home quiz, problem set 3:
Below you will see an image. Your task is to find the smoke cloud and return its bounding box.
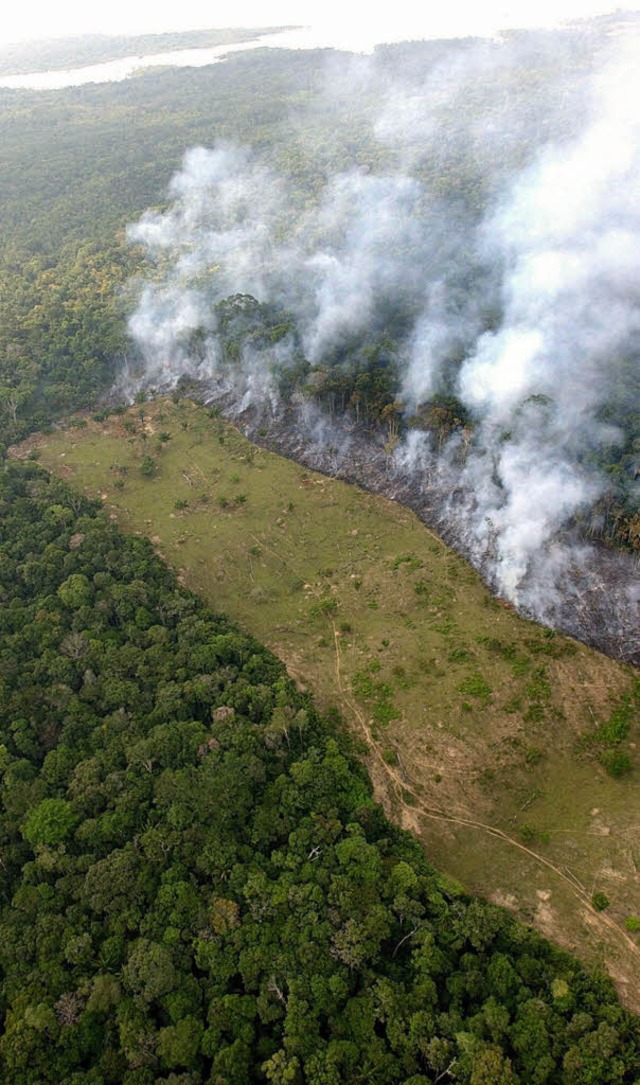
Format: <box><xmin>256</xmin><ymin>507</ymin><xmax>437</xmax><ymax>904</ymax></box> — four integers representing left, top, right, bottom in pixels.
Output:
<box><xmin>449</xmin><ymin>33</ymin><xmax>640</xmax><ymax>597</ymax></box>
<box><xmin>122</xmin><ymin>24</ymin><xmax>640</xmax><ymax>635</ymax></box>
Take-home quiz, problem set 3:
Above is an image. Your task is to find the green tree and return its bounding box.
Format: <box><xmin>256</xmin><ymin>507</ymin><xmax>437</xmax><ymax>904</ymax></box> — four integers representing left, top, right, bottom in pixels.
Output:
<box><xmin>23</xmin><ymin>798</ymin><xmax>77</xmax><ymax>847</ymax></box>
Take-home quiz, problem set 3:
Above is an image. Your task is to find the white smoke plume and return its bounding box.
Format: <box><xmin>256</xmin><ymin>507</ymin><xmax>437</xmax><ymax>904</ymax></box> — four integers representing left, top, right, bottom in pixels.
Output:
<box><xmin>123</xmin><ymin>25</ymin><xmax>640</xmax><ymax>626</ymax></box>
<box><xmin>448</xmin><ymin>33</ymin><xmax>640</xmax><ymax>598</ymax></box>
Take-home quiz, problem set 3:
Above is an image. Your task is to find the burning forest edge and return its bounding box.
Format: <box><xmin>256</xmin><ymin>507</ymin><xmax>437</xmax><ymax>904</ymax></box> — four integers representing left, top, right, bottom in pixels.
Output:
<box><xmin>111</xmin><ymin>375</ymin><xmax>640</xmax><ymax>666</ymax></box>
<box><xmin>116</xmin><ymin>19</ymin><xmax>640</xmax><ymax>667</ymax></box>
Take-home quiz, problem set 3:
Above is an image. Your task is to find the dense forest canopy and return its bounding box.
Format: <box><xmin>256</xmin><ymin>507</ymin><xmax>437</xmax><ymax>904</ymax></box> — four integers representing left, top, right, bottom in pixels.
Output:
<box><xmin>1</xmin><ymin>459</ymin><xmax>640</xmax><ymax>1083</ymax></box>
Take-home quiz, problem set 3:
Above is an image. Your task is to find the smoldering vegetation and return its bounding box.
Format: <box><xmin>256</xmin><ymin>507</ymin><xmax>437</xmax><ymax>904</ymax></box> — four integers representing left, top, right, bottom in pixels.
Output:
<box><xmin>119</xmin><ymin>18</ymin><xmax>640</xmax><ymax>661</ymax></box>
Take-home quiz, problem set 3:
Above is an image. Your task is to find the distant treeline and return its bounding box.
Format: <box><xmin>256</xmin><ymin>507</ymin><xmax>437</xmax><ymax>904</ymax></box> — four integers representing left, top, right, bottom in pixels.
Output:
<box><xmin>0</xmin><ymin>26</ymin><xmax>285</xmax><ymax>76</ymax></box>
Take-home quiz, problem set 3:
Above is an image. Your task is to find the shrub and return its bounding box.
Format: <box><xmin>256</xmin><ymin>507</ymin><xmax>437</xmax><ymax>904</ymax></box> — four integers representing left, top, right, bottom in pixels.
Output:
<box><xmin>373</xmin><ymin>701</ymin><xmax>398</xmax><ymax>726</ymax></box>
<box><xmin>600</xmin><ymin>750</ymin><xmax>632</xmax><ymax>778</ymax></box>
<box><xmin>595</xmin><ymin>700</ymin><xmax>632</xmax><ymax>747</ymax></box>
<box><xmin>311</xmin><ymin>597</ymin><xmax>338</xmax><ymax>616</ymax></box>
<box><xmin>459</xmin><ymin>674</ymin><xmax>491</xmax><ymax>702</ymax></box>
<box><xmin>140</xmin><ymin>455</ymin><xmax>157</xmax><ymax>478</ymax></box>
<box><xmin>592</xmin><ymin>892</ymin><xmax>610</xmax><ymax>912</ymax></box>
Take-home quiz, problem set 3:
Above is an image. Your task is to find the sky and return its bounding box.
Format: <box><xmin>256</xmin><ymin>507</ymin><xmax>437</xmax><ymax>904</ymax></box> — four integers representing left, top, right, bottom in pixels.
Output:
<box><xmin>1</xmin><ymin>0</ymin><xmax>638</xmax><ymax>50</ymax></box>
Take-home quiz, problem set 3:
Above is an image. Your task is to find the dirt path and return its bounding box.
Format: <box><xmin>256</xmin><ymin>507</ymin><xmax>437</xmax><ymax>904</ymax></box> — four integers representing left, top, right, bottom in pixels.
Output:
<box><xmin>325</xmin><ymin>614</ymin><xmax>640</xmax><ymax>980</ymax></box>
<box><xmin>246</xmin><ymin>526</ymin><xmax>640</xmax><ymax>989</ymax></box>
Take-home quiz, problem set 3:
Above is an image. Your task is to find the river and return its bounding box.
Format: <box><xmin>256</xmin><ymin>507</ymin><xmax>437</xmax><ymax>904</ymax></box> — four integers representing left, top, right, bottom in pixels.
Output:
<box><xmin>0</xmin><ymin>28</ymin><xmax>338</xmax><ymax>91</ymax></box>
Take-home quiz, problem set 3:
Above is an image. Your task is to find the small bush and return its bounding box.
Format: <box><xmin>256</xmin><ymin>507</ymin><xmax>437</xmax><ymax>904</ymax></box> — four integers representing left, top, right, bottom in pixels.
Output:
<box><xmin>373</xmin><ymin>701</ymin><xmax>398</xmax><ymax>726</ymax></box>
<box><xmin>392</xmin><ymin>553</ymin><xmax>423</xmax><ymax>572</ymax></box>
<box><xmin>525</xmin><ymin>666</ymin><xmax>551</xmax><ymax>702</ymax></box>
<box><xmin>449</xmin><ymin>646</ymin><xmax>473</xmax><ymax>663</ymax></box>
<box><xmin>140</xmin><ymin>455</ymin><xmax>157</xmax><ymax>478</ymax></box>
<box><xmin>504</xmin><ymin>696</ymin><xmax>522</xmax><ymax>714</ymax></box>
<box><xmin>310</xmin><ymin>597</ymin><xmax>338</xmax><ymax>618</ymax></box>
<box><xmin>592</xmin><ymin>892</ymin><xmax>610</xmax><ymax>912</ymax></box>
<box><xmin>595</xmin><ymin>700</ymin><xmax>632</xmax><ymax>747</ymax></box>
<box><xmin>458</xmin><ymin>674</ymin><xmax>491</xmax><ymax>703</ymax></box>
<box><xmin>352</xmin><ymin>673</ymin><xmax>375</xmax><ymax>699</ymax></box>
<box><xmin>519</xmin><ymin>824</ymin><xmax>536</xmax><ymax>843</ymax></box>
<box><xmin>600</xmin><ymin>750</ymin><xmax>632</xmax><ymax>778</ymax></box>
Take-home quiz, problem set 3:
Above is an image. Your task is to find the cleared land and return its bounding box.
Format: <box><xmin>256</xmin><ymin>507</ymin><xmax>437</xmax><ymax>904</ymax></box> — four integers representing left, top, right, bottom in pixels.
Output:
<box><xmin>16</xmin><ymin>397</ymin><xmax>640</xmax><ymax>1007</ymax></box>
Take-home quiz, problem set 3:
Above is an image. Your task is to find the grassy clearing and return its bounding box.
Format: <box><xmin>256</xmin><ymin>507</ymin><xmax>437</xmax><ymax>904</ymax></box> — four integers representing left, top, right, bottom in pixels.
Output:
<box><xmin>18</xmin><ymin>397</ymin><xmax>640</xmax><ymax>1007</ymax></box>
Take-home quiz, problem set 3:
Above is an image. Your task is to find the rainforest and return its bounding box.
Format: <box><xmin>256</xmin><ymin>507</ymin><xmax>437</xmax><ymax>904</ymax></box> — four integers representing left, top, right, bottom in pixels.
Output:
<box><xmin>1</xmin><ymin>14</ymin><xmax>639</xmax><ymax>1083</ymax></box>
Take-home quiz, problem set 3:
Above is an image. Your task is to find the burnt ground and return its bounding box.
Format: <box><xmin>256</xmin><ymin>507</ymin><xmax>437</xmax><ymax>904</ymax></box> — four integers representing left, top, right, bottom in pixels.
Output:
<box><xmin>190</xmin><ymin>386</ymin><xmax>639</xmax><ymax>666</ymax></box>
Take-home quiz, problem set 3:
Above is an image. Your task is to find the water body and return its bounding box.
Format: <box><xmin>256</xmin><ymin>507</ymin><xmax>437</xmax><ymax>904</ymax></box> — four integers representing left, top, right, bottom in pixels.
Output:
<box><xmin>1</xmin><ymin>5</ymin><xmax>630</xmax><ymax>91</ymax></box>
<box><xmin>0</xmin><ymin>29</ymin><xmax>324</xmax><ymax>90</ymax></box>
